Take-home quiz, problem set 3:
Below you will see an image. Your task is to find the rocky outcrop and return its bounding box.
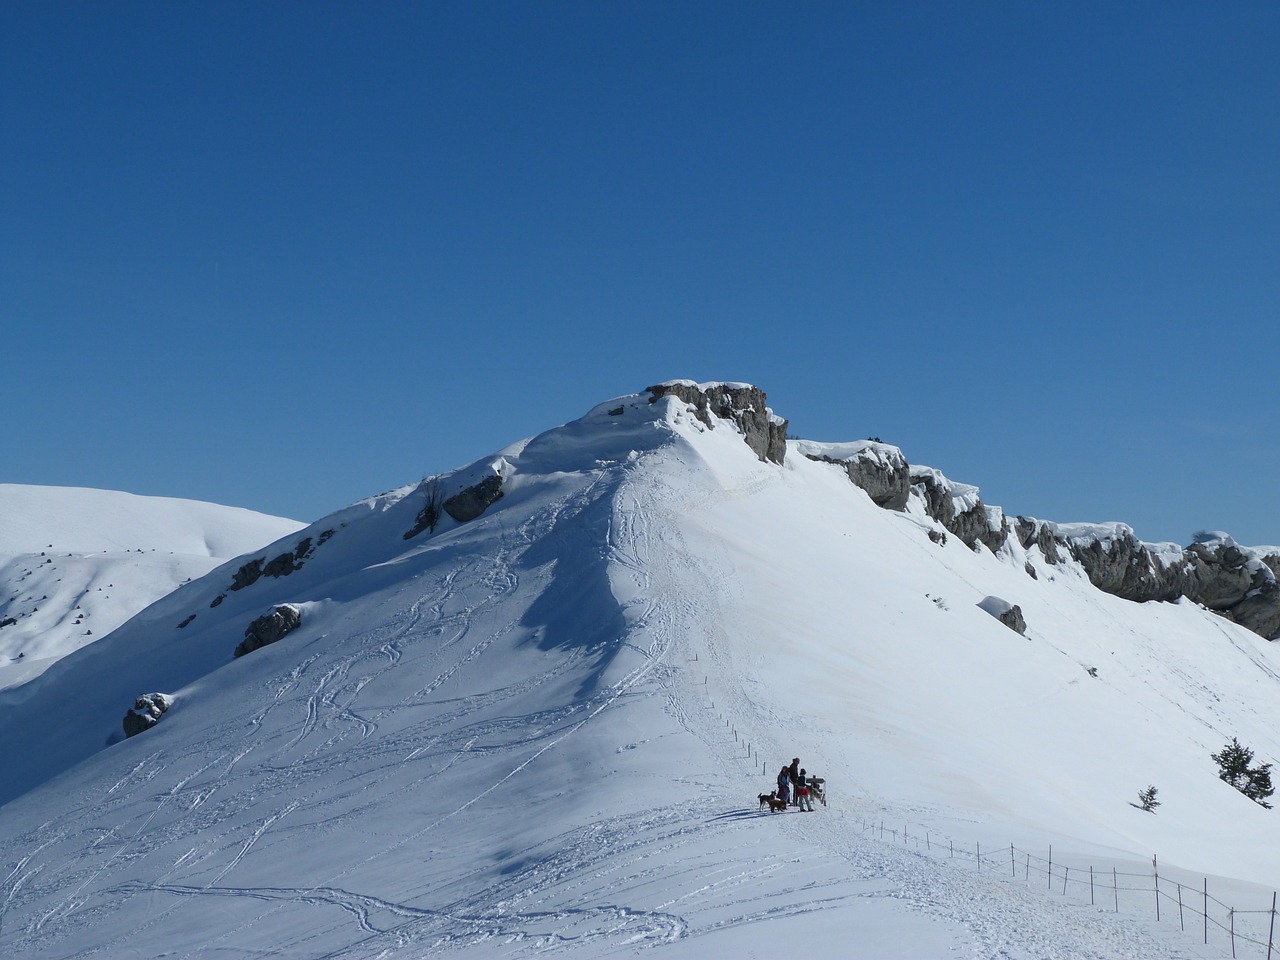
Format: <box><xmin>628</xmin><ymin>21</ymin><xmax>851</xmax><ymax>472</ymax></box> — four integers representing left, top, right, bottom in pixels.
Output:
<box><xmin>977</xmin><ymin>596</ymin><xmax>1026</xmax><ymax>636</ymax></box>
<box><xmin>234</xmin><ymin>604</ymin><xmax>302</xmax><ymax>658</ymax></box>
<box><xmin>1037</xmin><ymin>529</ymin><xmax>1280</xmax><ymax>637</ymax></box>
<box><xmin>123</xmin><ymin>692</ymin><xmax>173</xmax><ymax>738</ymax></box>
<box><xmin>808</xmin><ymin>441</ymin><xmax>1280</xmax><ymax>640</ymax></box>
<box><xmin>646</xmin><ymin>381</ymin><xmax>788</xmax><ymax>464</ymax></box>
<box><xmin>443</xmin><ymin>475</ymin><xmax>504</xmax><ymax>523</ymax></box>
<box><xmin>909</xmin><ymin>469</ymin><xmax>1009</xmax><ymax>553</ymax></box>
<box><xmin>799</xmin><ymin>442</ymin><xmax>911</xmax><ymax>510</ymax></box>
<box><xmin>228</xmin><ymin>535</ymin><xmax>324</xmax><ymax>593</ymax></box>
<box><xmin>1058</xmin><ymin>526</ymin><xmax>1194</xmax><ymax>604</ymax></box>
<box><xmin>1013</xmin><ymin>517</ymin><xmax>1062</xmax><ymax>564</ymax></box>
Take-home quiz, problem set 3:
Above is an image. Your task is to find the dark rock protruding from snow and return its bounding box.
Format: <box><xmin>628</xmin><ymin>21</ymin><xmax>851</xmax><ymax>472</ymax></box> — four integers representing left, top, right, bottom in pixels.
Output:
<box><xmin>796</xmin><ymin>441</ymin><xmax>911</xmax><ymax>511</ymax></box>
<box><xmin>909</xmin><ymin>469</ymin><xmax>1009</xmax><ymax>553</ymax></box>
<box><xmin>123</xmin><ymin>692</ymin><xmax>173</xmax><ymax>738</ymax></box>
<box><xmin>646</xmin><ymin>381</ymin><xmax>788</xmax><ymax>464</ymax></box>
<box><xmin>229</xmin><ymin>537</ymin><xmax>320</xmax><ymax>593</ymax></box>
<box><xmin>978</xmin><ymin>596</ymin><xmax>1027</xmax><ymax>636</ymax></box>
<box><xmin>1014</xmin><ymin>517</ymin><xmax>1063</xmax><ymax>565</ymax></box>
<box><xmin>443</xmin><ymin>476</ymin><xmax>505</xmax><ymax>523</ymax></box>
<box><xmin>234</xmin><ymin>604</ymin><xmax>302</xmax><ymax>658</ymax></box>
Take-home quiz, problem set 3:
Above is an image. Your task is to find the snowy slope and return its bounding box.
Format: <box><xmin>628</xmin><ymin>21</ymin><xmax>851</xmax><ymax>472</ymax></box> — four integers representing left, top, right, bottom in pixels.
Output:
<box><xmin>0</xmin><ymin>484</ymin><xmax>305</xmax><ymax>689</ymax></box>
<box><xmin>2</xmin><ymin>389</ymin><xmax>1279</xmax><ymax>958</ymax></box>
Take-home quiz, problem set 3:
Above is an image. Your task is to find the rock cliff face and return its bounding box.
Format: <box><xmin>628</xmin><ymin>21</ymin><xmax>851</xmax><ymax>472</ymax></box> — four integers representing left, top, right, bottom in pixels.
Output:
<box><xmin>803</xmin><ymin>435</ymin><xmax>1280</xmax><ymax>641</ymax></box>
<box><xmin>796</xmin><ymin>441</ymin><xmax>910</xmax><ymax>510</ymax></box>
<box><xmin>909</xmin><ymin>468</ymin><xmax>1009</xmax><ymax>553</ymax></box>
<box><xmin>646</xmin><ymin>382</ymin><xmax>788</xmax><ymax>464</ymax></box>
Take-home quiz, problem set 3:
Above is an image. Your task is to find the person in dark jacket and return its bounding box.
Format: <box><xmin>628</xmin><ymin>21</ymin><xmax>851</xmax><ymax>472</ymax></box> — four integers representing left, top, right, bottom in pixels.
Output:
<box><xmin>796</xmin><ymin>768</ymin><xmax>813</xmax><ymax>811</ymax></box>
<box><xmin>776</xmin><ymin>765</ymin><xmax>791</xmax><ymax>807</ymax></box>
<box><xmin>788</xmin><ymin>758</ymin><xmax>800</xmax><ymax>805</ymax></box>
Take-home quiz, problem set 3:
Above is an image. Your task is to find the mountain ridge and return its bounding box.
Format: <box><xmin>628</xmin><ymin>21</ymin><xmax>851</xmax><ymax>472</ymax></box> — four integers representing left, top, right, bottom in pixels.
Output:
<box><xmin>2</xmin><ymin>381</ymin><xmax>1278</xmax><ymax>957</ymax></box>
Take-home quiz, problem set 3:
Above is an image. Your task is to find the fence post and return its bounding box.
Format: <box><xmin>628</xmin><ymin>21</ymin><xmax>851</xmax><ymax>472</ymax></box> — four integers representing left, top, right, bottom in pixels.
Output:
<box><xmin>1230</xmin><ymin>908</ymin><xmax>1235</xmax><ymax>959</ymax></box>
<box><xmin>950</xmin><ymin>839</ymin><xmax>953</xmax><ymax>858</ymax></box>
<box><xmin>1048</xmin><ymin>845</ymin><xmax>1053</xmax><ymax>890</ymax></box>
<box><xmin>1114</xmin><ymin>867</ymin><xmax>1119</xmax><ymax>913</ymax></box>
<box><xmin>1153</xmin><ymin>855</ymin><xmax>1160</xmax><ymax>922</ymax></box>
<box><xmin>1010</xmin><ymin>843</ymin><xmax>1015</xmax><ymax>877</ymax></box>
<box><xmin>1205</xmin><ymin>879</ymin><xmax>1209</xmax><ymax>944</ymax></box>
<box><xmin>1177</xmin><ymin>883</ymin><xmax>1184</xmax><ymax>932</ymax></box>
<box><xmin>1063</xmin><ymin>866</ymin><xmax>1069</xmax><ymax>896</ymax></box>
<box><xmin>1090</xmin><ymin>865</ymin><xmax>1094</xmax><ymax>905</ymax></box>
<box><xmin>1025</xmin><ymin>852</ymin><xmax>1030</xmax><ymax>881</ymax></box>
<box><xmin>976</xmin><ymin>840</ymin><xmax>981</xmax><ymax>871</ymax></box>
<box><xmin>1267</xmin><ymin>891</ymin><xmax>1276</xmax><ymax>960</ymax></box>
<box><xmin>926</xmin><ymin>832</ymin><xmax>930</xmax><ymax>850</ymax></box>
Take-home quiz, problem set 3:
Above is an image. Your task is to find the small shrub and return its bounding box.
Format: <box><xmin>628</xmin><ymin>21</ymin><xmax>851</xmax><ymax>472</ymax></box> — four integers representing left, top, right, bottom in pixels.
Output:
<box><xmin>1137</xmin><ymin>785</ymin><xmax>1160</xmax><ymax>812</ymax></box>
<box><xmin>1212</xmin><ymin>738</ymin><xmax>1275</xmax><ymax>809</ymax></box>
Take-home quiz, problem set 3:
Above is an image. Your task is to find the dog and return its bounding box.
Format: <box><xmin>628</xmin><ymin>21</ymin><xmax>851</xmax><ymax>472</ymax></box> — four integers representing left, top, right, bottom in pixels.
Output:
<box><xmin>758</xmin><ymin>791</ymin><xmax>787</xmax><ymax>813</ymax></box>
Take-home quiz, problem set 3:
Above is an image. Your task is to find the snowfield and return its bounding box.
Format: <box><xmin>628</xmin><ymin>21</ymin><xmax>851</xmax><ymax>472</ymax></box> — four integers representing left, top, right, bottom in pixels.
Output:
<box><xmin>2</xmin><ymin>389</ymin><xmax>1279</xmax><ymax>958</ymax></box>
<box><xmin>0</xmin><ymin>484</ymin><xmax>305</xmax><ymax>690</ymax></box>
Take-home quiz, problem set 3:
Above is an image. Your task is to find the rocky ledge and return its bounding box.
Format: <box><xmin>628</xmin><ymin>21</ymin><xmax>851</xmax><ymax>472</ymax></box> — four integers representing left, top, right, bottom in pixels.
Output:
<box><xmin>646</xmin><ymin>381</ymin><xmax>789</xmax><ymax>464</ymax></box>
<box><xmin>806</xmin><ymin>437</ymin><xmax>1280</xmax><ymax>641</ymax></box>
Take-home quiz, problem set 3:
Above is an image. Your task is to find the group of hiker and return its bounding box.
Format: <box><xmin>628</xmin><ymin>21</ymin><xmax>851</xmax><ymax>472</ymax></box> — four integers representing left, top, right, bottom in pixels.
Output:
<box><xmin>776</xmin><ymin>756</ymin><xmax>818</xmax><ymax>812</ymax></box>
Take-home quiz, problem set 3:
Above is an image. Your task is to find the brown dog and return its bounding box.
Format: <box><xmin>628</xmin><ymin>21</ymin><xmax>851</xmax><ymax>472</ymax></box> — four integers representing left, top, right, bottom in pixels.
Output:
<box><xmin>761</xmin><ymin>791</ymin><xmax>787</xmax><ymax>813</ymax></box>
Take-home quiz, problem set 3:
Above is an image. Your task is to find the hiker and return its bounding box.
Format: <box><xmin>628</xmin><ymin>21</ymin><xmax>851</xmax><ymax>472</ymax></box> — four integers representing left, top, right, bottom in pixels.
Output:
<box><xmin>788</xmin><ymin>757</ymin><xmax>800</xmax><ymax>805</ymax></box>
<box><xmin>796</xmin><ymin>768</ymin><xmax>813</xmax><ymax>811</ymax></box>
<box><xmin>776</xmin><ymin>765</ymin><xmax>791</xmax><ymax>807</ymax></box>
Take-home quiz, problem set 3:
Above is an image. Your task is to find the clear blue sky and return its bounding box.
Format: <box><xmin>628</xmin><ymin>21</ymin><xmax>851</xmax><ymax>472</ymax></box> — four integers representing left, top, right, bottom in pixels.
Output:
<box><xmin>4</xmin><ymin>2</ymin><xmax>1277</xmax><ymax>544</ymax></box>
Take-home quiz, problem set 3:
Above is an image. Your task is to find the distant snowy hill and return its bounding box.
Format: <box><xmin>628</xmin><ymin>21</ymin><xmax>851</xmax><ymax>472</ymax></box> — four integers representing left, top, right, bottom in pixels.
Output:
<box><xmin>2</xmin><ymin>385</ymin><xmax>1279</xmax><ymax>959</ymax></box>
<box><xmin>0</xmin><ymin>484</ymin><xmax>305</xmax><ymax>689</ymax></box>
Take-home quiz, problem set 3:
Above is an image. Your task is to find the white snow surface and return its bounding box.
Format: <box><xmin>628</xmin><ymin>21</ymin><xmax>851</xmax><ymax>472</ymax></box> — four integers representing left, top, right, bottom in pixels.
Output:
<box><xmin>2</xmin><ymin>394</ymin><xmax>1280</xmax><ymax>958</ymax></box>
<box><xmin>0</xmin><ymin>485</ymin><xmax>304</xmax><ymax>689</ymax></box>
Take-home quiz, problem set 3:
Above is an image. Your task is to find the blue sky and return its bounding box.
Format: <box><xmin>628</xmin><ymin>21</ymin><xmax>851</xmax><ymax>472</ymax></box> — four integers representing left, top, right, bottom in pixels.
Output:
<box><xmin>3</xmin><ymin>2</ymin><xmax>1277</xmax><ymax>544</ymax></box>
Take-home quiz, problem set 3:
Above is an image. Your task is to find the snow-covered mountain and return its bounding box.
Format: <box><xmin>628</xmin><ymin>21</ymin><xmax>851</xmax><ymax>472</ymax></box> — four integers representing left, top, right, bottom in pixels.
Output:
<box><xmin>0</xmin><ymin>484</ymin><xmax>306</xmax><ymax>691</ymax></box>
<box><xmin>3</xmin><ymin>383</ymin><xmax>1279</xmax><ymax>958</ymax></box>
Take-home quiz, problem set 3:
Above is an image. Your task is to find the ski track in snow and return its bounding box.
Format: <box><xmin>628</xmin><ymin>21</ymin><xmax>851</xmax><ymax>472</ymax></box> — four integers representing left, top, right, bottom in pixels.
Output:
<box><xmin>0</xmin><ymin>440</ymin><xmax>1264</xmax><ymax>958</ymax></box>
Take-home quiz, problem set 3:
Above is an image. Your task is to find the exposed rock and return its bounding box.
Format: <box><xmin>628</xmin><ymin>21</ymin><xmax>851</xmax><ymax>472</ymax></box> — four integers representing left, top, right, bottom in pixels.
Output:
<box><xmin>210</xmin><ymin>594</ymin><xmax>225</xmax><ymax>608</ymax></box>
<box><xmin>1060</xmin><ymin>528</ymin><xmax>1195</xmax><ymax>604</ymax></box>
<box><xmin>646</xmin><ymin>381</ymin><xmax>788</xmax><ymax>464</ymax></box>
<box><xmin>230</xmin><ymin>558</ymin><xmax>264</xmax><ymax>591</ymax></box>
<box><xmin>123</xmin><ymin>692</ymin><xmax>173</xmax><ymax>738</ymax></box>
<box><xmin>229</xmin><ymin>537</ymin><xmax>318</xmax><ymax>591</ymax></box>
<box><xmin>177</xmin><ymin>614</ymin><xmax>196</xmax><ymax>629</ymax></box>
<box><xmin>1014</xmin><ymin>517</ymin><xmax>1062</xmax><ymax>564</ymax></box>
<box><xmin>977</xmin><ymin>596</ymin><xmax>1027</xmax><ymax>636</ymax></box>
<box><xmin>909</xmin><ymin>471</ymin><xmax>1008</xmax><ymax>552</ymax></box>
<box><xmin>234</xmin><ymin>604</ymin><xmax>303</xmax><ymax>658</ymax></box>
<box><xmin>1186</xmin><ymin>541</ymin><xmax>1256</xmax><ymax>609</ymax></box>
<box><xmin>0</xmin><ymin>616</ymin><xmax>15</xmax><ymax>629</ymax></box>
<box><xmin>929</xmin><ymin>529</ymin><xmax>948</xmax><ymax>546</ymax></box>
<box><xmin>443</xmin><ymin>475</ymin><xmax>505</xmax><ymax>523</ymax></box>
<box><xmin>801</xmin><ymin>442</ymin><xmax>911</xmax><ymax>511</ymax></box>
<box><xmin>264</xmin><ymin>537</ymin><xmax>314</xmax><ymax>578</ymax></box>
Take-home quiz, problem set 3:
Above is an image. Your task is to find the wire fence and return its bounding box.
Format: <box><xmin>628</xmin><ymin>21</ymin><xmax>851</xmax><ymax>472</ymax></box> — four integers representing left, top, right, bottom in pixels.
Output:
<box><xmin>692</xmin><ymin>664</ymin><xmax>1280</xmax><ymax>958</ymax></box>
<box><xmin>857</xmin><ymin>816</ymin><xmax>1279</xmax><ymax>959</ymax></box>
